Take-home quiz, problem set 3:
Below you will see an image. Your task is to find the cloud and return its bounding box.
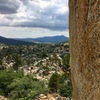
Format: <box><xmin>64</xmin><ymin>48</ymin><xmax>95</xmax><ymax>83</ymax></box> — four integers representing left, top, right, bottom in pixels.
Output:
<box><xmin>0</xmin><ymin>0</ymin><xmax>20</xmax><ymax>14</ymax></box>
<box><xmin>0</xmin><ymin>0</ymin><xmax>69</xmax><ymax>31</ymax></box>
<box><xmin>0</xmin><ymin>26</ymin><xmax>69</xmax><ymax>38</ymax></box>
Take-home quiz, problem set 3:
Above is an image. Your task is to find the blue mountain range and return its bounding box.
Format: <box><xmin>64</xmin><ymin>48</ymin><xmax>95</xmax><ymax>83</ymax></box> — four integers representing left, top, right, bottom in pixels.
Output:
<box><xmin>0</xmin><ymin>35</ymin><xmax>69</xmax><ymax>45</ymax></box>
<box><xmin>15</xmin><ymin>35</ymin><xmax>69</xmax><ymax>43</ymax></box>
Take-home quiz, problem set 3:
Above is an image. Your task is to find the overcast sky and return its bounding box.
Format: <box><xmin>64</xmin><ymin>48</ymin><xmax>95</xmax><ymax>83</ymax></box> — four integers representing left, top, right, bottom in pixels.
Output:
<box><xmin>0</xmin><ymin>0</ymin><xmax>69</xmax><ymax>38</ymax></box>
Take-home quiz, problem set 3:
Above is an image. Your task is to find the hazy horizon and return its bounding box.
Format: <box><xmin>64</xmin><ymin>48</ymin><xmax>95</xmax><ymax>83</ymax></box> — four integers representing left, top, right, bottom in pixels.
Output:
<box><xmin>0</xmin><ymin>34</ymin><xmax>69</xmax><ymax>39</ymax></box>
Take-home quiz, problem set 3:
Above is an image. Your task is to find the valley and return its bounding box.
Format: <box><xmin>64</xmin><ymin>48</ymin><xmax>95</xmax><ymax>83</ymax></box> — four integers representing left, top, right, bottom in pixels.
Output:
<box><xmin>0</xmin><ymin>42</ymin><xmax>72</xmax><ymax>100</ymax></box>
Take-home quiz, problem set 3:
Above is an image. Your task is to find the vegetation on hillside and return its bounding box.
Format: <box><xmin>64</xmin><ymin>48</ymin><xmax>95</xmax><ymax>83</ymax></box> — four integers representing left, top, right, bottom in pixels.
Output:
<box><xmin>0</xmin><ymin>42</ymin><xmax>72</xmax><ymax>99</ymax></box>
<box><xmin>0</xmin><ymin>69</ymin><xmax>48</xmax><ymax>100</ymax></box>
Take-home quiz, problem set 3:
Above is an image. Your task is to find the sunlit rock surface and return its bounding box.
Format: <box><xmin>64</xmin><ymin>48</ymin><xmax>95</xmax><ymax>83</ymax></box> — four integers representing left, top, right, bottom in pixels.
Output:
<box><xmin>69</xmin><ymin>0</ymin><xmax>100</xmax><ymax>100</ymax></box>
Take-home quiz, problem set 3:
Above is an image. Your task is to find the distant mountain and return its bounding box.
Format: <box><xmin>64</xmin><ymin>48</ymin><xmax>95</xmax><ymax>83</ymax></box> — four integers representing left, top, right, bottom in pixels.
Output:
<box><xmin>0</xmin><ymin>36</ymin><xmax>33</xmax><ymax>45</ymax></box>
<box><xmin>15</xmin><ymin>35</ymin><xmax>69</xmax><ymax>43</ymax></box>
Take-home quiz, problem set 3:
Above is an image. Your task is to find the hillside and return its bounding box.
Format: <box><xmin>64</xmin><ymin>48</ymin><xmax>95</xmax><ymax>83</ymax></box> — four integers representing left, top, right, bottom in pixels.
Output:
<box><xmin>0</xmin><ymin>42</ymin><xmax>71</xmax><ymax>100</ymax></box>
<box><xmin>0</xmin><ymin>36</ymin><xmax>33</xmax><ymax>45</ymax></box>
<box><xmin>15</xmin><ymin>35</ymin><xmax>69</xmax><ymax>43</ymax></box>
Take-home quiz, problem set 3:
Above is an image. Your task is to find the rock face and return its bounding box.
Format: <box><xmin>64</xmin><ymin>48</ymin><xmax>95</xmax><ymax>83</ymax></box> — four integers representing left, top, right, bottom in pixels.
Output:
<box><xmin>0</xmin><ymin>96</ymin><xmax>8</xmax><ymax>100</ymax></box>
<box><xmin>69</xmin><ymin>0</ymin><xmax>100</xmax><ymax>100</ymax></box>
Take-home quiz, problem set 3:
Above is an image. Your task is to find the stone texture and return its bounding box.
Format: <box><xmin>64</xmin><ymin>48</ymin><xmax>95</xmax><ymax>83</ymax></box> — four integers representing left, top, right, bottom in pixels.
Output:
<box><xmin>38</xmin><ymin>93</ymin><xmax>70</xmax><ymax>100</ymax></box>
<box><xmin>69</xmin><ymin>0</ymin><xmax>100</xmax><ymax>100</ymax></box>
<box><xmin>0</xmin><ymin>96</ymin><xmax>8</xmax><ymax>100</ymax></box>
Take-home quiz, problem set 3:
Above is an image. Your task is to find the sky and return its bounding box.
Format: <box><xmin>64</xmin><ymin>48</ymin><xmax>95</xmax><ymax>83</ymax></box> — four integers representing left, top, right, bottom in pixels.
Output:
<box><xmin>0</xmin><ymin>0</ymin><xmax>69</xmax><ymax>38</ymax></box>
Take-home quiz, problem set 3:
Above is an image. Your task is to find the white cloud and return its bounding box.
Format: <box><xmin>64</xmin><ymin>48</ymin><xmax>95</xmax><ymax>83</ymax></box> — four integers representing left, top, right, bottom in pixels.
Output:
<box><xmin>0</xmin><ymin>26</ymin><xmax>69</xmax><ymax>38</ymax></box>
<box><xmin>0</xmin><ymin>0</ymin><xmax>69</xmax><ymax>38</ymax></box>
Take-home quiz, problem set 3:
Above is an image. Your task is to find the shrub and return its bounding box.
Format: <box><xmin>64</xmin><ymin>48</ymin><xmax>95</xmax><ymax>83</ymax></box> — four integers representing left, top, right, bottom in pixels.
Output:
<box><xmin>8</xmin><ymin>75</ymin><xmax>49</xmax><ymax>100</ymax></box>
<box><xmin>59</xmin><ymin>82</ymin><xmax>72</xmax><ymax>98</ymax></box>
<box><xmin>0</xmin><ymin>69</ymin><xmax>23</xmax><ymax>96</ymax></box>
<box><xmin>49</xmin><ymin>72</ymin><xmax>60</xmax><ymax>92</ymax></box>
<box><xmin>63</xmin><ymin>54</ymin><xmax>70</xmax><ymax>68</ymax></box>
<box><xmin>0</xmin><ymin>69</ymin><xmax>49</xmax><ymax>99</ymax></box>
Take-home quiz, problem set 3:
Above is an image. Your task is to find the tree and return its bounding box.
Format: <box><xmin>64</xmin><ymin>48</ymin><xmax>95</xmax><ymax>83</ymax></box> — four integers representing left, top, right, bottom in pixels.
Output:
<box><xmin>26</xmin><ymin>59</ymin><xmax>31</xmax><ymax>66</ymax></box>
<box><xmin>59</xmin><ymin>82</ymin><xmax>72</xmax><ymax>99</ymax></box>
<box><xmin>49</xmin><ymin>72</ymin><xmax>59</xmax><ymax>92</ymax></box>
<box><xmin>0</xmin><ymin>69</ymin><xmax>23</xmax><ymax>96</ymax></box>
<box><xmin>62</xmin><ymin>54</ymin><xmax>70</xmax><ymax>78</ymax></box>
<box><xmin>63</xmin><ymin>54</ymin><xmax>70</xmax><ymax>68</ymax></box>
<box><xmin>8</xmin><ymin>75</ymin><xmax>48</xmax><ymax>100</ymax></box>
<box><xmin>0</xmin><ymin>69</ymin><xmax>48</xmax><ymax>99</ymax></box>
<box><xmin>0</xmin><ymin>59</ymin><xmax>3</xmax><ymax>70</ymax></box>
<box><xmin>13</xmin><ymin>55</ymin><xmax>22</xmax><ymax>70</ymax></box>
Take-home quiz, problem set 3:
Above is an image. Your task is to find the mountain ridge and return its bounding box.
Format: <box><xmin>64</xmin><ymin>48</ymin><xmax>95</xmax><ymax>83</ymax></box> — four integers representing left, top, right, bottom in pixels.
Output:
<box><xmin>15</xmin><ymin>35</ymin><xmax>69</xmax><ymax>43</ymax></box>
<box><xmin>0</xmin><ymin>36</ymin><xmax>33</xmax><ymax>45</ymax></box>
<box><xmin>0</xmin><ymin>35</ymin><xmax>69</xmax><ymax>45</ymax></box>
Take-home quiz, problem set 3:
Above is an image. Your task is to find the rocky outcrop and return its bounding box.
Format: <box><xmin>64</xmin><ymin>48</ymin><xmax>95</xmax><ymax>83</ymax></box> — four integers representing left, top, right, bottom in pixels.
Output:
<box><xmin>0</xmin><ymin>96</ymin><xmax>8</xmax><ymax>100</ymax></box>
<box><xmin>69</xmin><ymin>0</ymin><xmax>100</xmax><ymax>100</ymax></box>
<box><xmin>38</xmin><ymin>93</ymin><xmax>70</xmax><ymax>100</ymax></box>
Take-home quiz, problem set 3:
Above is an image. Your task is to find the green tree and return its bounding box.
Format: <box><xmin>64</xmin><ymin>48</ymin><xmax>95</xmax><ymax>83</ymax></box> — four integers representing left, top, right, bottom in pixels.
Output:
<box><xmin>62</xmin><ymin>54</ymin><xmax>72</xmax><ymax>99</ymax></box>
<box><xmin>13</xmin><ymin>55</ymin><xmax>22</xmax><ymax>70</ymax></box>
<box><xmin>0</xmin><ymin>69</ymin><xmax>49</xmax><ymax>99</ymax></box>
<box><xmin>59</xmin><ymin>81</ymin><xmax>72</xmax><ymax>99</ymax></box>
<box><xmin>59</xmin><ymin>73</ymin><xmax>67</xmax><ymax>84</ymax></box>
<box><xmin>63</xmin><ymin>54</ymin><xmax>70</xmax><ymax>68</ymax></box>
<box><xmin>8</xmin><ymin>75</ymin><xmax>49</xmax><ymax>100</ymax></box>
<box><xmin>0</xmin><ymin>59</ymin><xmax>3</xmax><ymax>70</ymax></box>
<box><xmin>62</xmin><ymin>54</ymin><xmax>70</xmax><ymax>77</ymax></box>
<box><xmin>49</xmin><ymin>72</ymin><xmax>59</xmax><ymax>92</ymax></box>
<box><xmin>0</xmin><ymin>69</ymin><xmax>23</xmax><ymax>96</ymax></box>
<box><xmin>26</xmin><ymin>59</ymin><xmax>31</xmax><ymax>66</ymax></box>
